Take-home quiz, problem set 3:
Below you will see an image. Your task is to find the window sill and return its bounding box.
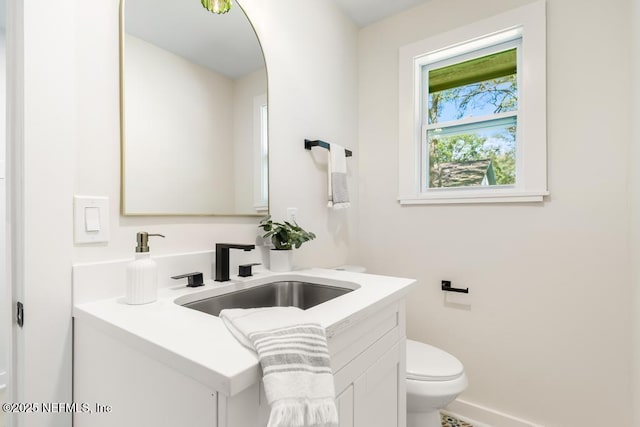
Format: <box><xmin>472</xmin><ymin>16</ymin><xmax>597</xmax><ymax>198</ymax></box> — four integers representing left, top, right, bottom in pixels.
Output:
<box><xmin>398</xmin><ymin>190</ymin><xmax>549</xmax><ymax>205</ymax></box>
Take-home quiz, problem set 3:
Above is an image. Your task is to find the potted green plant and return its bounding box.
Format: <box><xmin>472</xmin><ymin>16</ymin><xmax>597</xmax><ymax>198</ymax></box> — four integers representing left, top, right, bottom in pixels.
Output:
<box><xmin>259</xmin><ymin>216</ymin><xmax>316</xmax><ymax>271</ymax></box>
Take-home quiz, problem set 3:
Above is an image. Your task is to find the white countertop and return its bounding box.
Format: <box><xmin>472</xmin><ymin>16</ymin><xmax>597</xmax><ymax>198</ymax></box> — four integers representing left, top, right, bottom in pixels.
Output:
<box><xmin>73</xmin><ymin>268</ymin><xmax>416</xmax><ymax>397</ymax></box>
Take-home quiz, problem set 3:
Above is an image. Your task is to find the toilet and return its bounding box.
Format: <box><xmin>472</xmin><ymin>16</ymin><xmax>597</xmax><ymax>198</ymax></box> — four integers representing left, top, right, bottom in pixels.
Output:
<box><xmin>333</xmin><ymin>266</ymin><xmax>468</xmax><ymax>427</ymax></box>
<box><xmin>406</xmin><ymin>339</ymin><xmax>468</xmax><ymax>427</ymax></box>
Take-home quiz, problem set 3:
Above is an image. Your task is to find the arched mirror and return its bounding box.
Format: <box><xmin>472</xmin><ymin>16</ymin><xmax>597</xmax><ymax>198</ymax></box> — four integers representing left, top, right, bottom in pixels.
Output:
<box><xmin>120</xmin><ymin>0</ymin><xmax>268</xmax><ymax>216</ymax></box>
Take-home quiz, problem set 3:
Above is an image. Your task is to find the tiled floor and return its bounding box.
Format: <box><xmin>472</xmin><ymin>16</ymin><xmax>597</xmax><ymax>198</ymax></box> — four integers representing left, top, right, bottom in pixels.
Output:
<box><xmin>442</xmin><ymin>412</ymin><xmax>474</xmax><ymax>427</ymax></box>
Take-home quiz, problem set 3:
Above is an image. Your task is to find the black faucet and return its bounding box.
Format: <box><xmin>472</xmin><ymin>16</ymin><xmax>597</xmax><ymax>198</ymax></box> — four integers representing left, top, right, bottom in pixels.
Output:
<box><xmin>215</xmin><ymin>243</ymin><xmax>256</xmax><ymax>282</ymax></box>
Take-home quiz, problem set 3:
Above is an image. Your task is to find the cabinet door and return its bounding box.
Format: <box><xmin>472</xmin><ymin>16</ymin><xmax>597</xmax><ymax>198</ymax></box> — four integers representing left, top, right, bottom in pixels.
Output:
<box><xmin>353</xmin><ymin>341</ymin><xmax>405</xmax><ymax>427</ymax></box>
<box><xmin>74</xmin><ymin>321</ymin><xmax>217</xmax><ymax>427</ymax></box>
<box><xmin>336</xmin><ymin>385</ymin><xmax>354</xmax><ymax>427</ymax></box>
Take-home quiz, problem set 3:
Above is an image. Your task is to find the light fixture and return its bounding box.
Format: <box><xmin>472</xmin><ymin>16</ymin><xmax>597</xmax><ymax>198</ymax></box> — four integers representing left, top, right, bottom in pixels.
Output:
<box><xmin>201</xmin><ymin>0</ymin><xmax>232</xmax><ymax>14</ymax></box>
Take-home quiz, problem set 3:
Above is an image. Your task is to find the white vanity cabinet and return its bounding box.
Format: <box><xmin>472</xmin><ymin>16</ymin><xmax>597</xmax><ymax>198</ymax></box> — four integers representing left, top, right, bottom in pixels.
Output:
<box><xmin>331</xmin><ymin>300</ymin><xmax>406</xmax><ymax>427</ymax></box>
<box><xmin>73</xmin><ymin>298</ymin><xmax>407</xmax><ymax>427</ymax></box>
<box><xmin>72</xmin><ymin>266</ymin><xmax>414</xmax><ymax>427</ymax></box>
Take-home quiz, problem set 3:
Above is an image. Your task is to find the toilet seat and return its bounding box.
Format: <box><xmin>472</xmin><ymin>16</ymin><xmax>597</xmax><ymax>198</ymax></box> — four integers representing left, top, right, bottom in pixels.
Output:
<box><xmin>407</xmin><ymin>339</ymin><xmax>464</xmax><ymax>382</ymax></box>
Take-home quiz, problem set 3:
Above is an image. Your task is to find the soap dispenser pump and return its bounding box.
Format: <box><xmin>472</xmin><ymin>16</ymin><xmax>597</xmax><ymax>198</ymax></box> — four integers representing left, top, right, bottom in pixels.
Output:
<box><xmin>125</xmin><ymin>232</ymin><xmax>165</xmax><ymax>305</ymax></box>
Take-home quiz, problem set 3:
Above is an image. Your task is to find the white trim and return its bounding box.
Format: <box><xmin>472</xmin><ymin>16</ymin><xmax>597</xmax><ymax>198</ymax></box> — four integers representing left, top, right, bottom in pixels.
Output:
<box><xmin>398</xmin><ymin>0</ymin><xmax>547</xmax><ymax>204</ymax></box>
<box><xmin>446</xmin><ymin>398</ymin><xmax>545</xmax><ymax>427</ymax></box>
<box><xmin>419</xmin><ymin>27</ymin><xmax>523</xmax><ymax>65</ymax></box>
<box><xmin>0</xmin><ymin>371</ymin><xmax>6</xmax><ymax>389</ymax></box>
<box><xmin>253</xmin><ymin>93</ymin><xmax>268</xmax><ymax>211</ymax></box>
<box><xmin>5</xmin><ymin>0</ymin><xmax>23</xmax><ymax>421</ymax></box>
<box><xmin>425</xmin><ymin>110</ymin><xmax>518</xmax><ymax>132</ymax></box>
<box><xmin>399</xmin><ymin>190</ymin><xmax>548</xmax><ymax>205</ymax></box>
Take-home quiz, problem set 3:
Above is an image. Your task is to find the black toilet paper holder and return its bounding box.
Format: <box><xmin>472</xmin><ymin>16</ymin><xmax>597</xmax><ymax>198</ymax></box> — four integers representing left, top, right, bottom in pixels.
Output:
<box><xmin>441</xmin><ymin>280</ymin><xmax>469</xmax><ymax>294</ymax></box>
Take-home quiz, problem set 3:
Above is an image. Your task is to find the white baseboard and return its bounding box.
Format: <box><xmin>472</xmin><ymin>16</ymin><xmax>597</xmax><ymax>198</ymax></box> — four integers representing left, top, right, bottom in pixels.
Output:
<box><xmin>445</xmin><ymin>398</ymin><xmax>544</xmax><ymax>427</ymax></box>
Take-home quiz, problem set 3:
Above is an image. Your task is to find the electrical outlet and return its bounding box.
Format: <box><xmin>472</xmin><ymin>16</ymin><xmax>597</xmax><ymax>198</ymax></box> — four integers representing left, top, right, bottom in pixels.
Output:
<box><xmin>287</xmin><ymin>207</ymin><xmax>298</xmax><ymax>222</ymax></box>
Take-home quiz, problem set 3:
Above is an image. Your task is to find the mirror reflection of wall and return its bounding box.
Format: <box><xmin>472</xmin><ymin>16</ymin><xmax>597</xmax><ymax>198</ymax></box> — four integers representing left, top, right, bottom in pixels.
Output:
<box><xmin>121</xmin><ymin>0</ymin><xmax>268</xmax><ymax>216</ymax></box>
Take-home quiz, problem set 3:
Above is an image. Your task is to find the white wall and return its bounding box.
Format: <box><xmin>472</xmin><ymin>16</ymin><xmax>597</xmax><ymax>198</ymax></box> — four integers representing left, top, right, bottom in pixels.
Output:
<box><xmin>14</xmin><ymin>0</ymin><xmax>358</xmax><ymax>423</ymax></box>
<box><xmin>237</xmin><ymin>0</ymin><xmax>360</xmax><ymax>268</ymax></box>
<box><xmin>357</xmin><ymin>0</ymin><xmax>633</xmax><ymax>426</ymax></box>
<box><xmin>632</xmin><ymin>0</ymin><xmax>640</xmax><ymax>423</ymax></box>
<box><xmin>123</xmin><ymin>34</ymin><xmax>235</xmax><ymax>214</ymax></box>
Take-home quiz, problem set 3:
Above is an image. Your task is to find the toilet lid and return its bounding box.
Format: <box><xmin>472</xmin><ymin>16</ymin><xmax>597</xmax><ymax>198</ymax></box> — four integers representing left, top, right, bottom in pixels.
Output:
<box><xmin>406</xmin><ymin>339</ymin><xmax>464</xmax><ymax>382</ymax></box>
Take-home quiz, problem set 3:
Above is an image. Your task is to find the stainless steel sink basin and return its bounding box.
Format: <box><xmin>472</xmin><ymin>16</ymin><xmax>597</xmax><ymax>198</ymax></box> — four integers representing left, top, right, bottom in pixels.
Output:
<box><xmin>182</xmin><ymin>281</ymin><xmax>353</xmax><ymax>317</ymax></box>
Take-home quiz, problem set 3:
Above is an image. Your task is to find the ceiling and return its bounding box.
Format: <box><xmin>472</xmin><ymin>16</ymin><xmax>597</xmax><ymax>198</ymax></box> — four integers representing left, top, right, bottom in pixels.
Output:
<box><xmin>124</xmin><ymin>0</ymin><xmax>432</xmax><ymax>79</ymax></box>
<box><xmin>125</xmin><ymin>0</ymin><xmax>264</xmax><ymax>79</ymax></box>
<box><xmin>0</xmin><ymin>0</ymin><xmax>434</xmax><ymax>35</ymax></box>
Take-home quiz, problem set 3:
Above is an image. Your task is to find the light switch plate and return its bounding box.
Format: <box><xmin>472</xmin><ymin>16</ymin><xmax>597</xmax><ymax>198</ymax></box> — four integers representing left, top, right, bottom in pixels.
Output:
<box><xmin>74</xmin><ymin>196</ymin><xmax>109</xmax><ymax>244</ymax></box>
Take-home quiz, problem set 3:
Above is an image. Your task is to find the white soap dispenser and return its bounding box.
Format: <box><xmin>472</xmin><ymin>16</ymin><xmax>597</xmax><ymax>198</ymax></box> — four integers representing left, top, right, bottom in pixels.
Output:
<box><xmin>125</xmin><ymin>231</ymin><xmax>165</xmax><ymax>305</ymax></box>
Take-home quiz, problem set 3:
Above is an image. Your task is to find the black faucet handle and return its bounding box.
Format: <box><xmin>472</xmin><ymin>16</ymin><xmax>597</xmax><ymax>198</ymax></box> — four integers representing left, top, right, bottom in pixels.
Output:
<box><xmin>238</xmin><ymin>263</ymin><xmax>261</xmax><ymax>278</ymax></box>
<box><xmin>216</xmin><ymin>243</ymin><xmax>256</xmax><ymax>251</ymax></box>
<box><xmin>171</xmin><ymin>272</ymin><xmax>204</xmax><ymax>288</ymax></box>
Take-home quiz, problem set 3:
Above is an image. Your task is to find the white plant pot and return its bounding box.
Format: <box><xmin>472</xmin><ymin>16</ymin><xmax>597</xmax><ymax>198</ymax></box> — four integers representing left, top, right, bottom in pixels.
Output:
<box><xmin>270</xmin><ymin>249</ymin><xmax>293</xmax><ymax>272</ymax></box>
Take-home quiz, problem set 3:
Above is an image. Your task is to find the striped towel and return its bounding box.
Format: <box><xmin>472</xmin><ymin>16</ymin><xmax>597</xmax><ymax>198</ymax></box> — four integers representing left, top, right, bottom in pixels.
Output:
<box><xmin>220</xmin><ymin>307</ymin><xmax>338</xmax><ymax>427</ymax></box>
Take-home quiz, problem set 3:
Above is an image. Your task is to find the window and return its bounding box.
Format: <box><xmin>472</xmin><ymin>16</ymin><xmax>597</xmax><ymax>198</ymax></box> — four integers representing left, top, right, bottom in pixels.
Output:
<box><xmin>398</xmin><ymin>1</ymin><xmax>547</xmax><ymax>204</ymax></box>
<box><xmin>424</xmin><ymin>41</ymin><xmax>519</xmax><ymax>190</ymax></box>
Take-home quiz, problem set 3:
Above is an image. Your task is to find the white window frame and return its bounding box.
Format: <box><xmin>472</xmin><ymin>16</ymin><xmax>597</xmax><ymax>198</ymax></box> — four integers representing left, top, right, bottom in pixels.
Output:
<box><xmin>253</xmin><ymin>93</ymin><xmax>269</xmax><ymax>212</ymax></box>
<box><xmin>398</xmin><ymin>0</ymin><xmax>547</xmax><ymax>204</ymax></box>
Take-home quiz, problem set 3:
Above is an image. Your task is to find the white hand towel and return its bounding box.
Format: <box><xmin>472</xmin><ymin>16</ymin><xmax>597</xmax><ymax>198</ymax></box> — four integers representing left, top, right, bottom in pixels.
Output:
<box><xmin>327</xmin><ymin>144</ymin><xmax>350</xmax><ymax>209</ymax></box>
<box><xmin>220</xmin><ymin>307</ymin><xmax>338</xmax><ymax>427</ymax></box>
